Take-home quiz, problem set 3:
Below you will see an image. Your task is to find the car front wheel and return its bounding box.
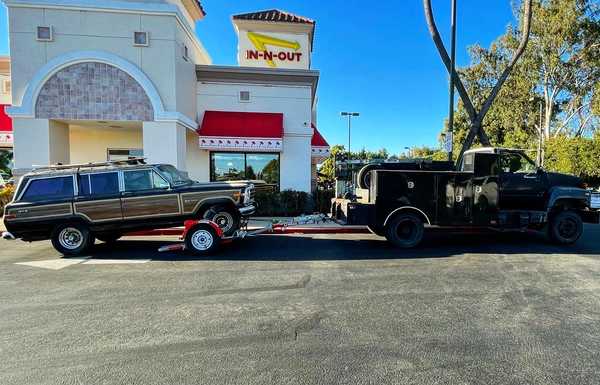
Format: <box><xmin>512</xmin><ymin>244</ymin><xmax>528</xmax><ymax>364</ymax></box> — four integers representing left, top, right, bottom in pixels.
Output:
<box><xmin>203</xmin><ymin>206</ymin><xmax>240</xmax><ymax>236</ymax></box>
<box><xmin>51</xmin><ymin>223</ymin><xmax>94</xmax><ymax>256</ymax></box>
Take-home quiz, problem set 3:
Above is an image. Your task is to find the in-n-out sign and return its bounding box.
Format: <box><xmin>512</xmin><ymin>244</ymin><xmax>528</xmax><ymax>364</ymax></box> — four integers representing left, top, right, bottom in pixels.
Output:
<box><xmin>240</xmin><ymin>31</ymin><xmax>309</xmax><ymax>69</ymax></box>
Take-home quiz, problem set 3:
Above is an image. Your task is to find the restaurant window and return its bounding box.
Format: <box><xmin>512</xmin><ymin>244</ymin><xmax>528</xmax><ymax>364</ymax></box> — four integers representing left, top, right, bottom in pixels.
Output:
<box><xmin>210</xmin><ymin>152</ymin><xmax>280</xmax><ymax>186</ymax></box>
<box><xmin>107</xmin><ymin>148</ymin><xmax>143</xmax><ymax>161</ymax></box>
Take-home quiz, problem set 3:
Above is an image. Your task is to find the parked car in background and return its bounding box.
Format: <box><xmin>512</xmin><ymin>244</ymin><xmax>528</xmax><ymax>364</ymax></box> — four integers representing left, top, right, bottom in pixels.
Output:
<box><xmin>2</xmin><ymin>159</ymin><xmax>256</xmax><ymax>255</ymax></box>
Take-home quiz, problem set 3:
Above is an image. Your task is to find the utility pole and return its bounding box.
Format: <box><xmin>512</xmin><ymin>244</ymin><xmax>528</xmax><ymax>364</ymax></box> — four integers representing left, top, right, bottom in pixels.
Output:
<box><xmin>447</xmin><ymin>0</ymin><xmax>457</xmax><ymax>162</ymax></box>
<box><xmin>340</xmin><ymin>112</ymin><xmax>360</xmax><ymax>161</ymax></box>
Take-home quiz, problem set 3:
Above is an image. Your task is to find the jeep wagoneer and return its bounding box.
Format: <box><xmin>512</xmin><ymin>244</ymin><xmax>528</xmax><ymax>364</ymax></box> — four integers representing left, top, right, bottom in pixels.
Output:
<box><xmin>3</xmin><ymin>159</ymin><xmax>256</xmax><ymax>255</ymax></box>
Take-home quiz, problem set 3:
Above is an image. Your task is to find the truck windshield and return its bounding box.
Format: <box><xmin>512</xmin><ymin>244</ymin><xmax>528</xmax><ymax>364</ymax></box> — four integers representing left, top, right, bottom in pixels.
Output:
<box><xmin>156</xmin><ymin>165</ymin><xmax>193</xmax><ymax>186</ymax></box>
<box><xmin>499</xmin><ymin>152</ymin><xmax>536</xmax><ymax>174</ymax></box>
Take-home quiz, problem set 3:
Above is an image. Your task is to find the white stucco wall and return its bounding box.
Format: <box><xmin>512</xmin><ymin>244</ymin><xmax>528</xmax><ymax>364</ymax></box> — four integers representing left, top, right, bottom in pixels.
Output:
<box><xmin>196</xmin><ymin>81</ymin><xmax>313</xmax><ymax>191</ymax></box>
<box><xmin>12</xmin><ymin>118</ymin><xmax>69</xmax><ymax>171</ymax></box>
<box><xmin>69</xmin><ymin>125</ymin><xmax>143</xmax><ymax>164</ymax></box>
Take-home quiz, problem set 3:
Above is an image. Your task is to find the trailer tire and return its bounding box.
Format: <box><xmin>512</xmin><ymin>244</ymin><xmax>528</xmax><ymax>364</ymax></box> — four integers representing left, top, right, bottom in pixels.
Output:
<box><xmin>548</xmin><ymin>210</ymin><xmax>583</xmax><ymax>245</ymax></box>
<box><xmin>385</xmin><ymin>213</ymin><xmax>424</xmax><ymax>248</ymax></box>
<box><xmin>185</xmin><ymin>224</ymin><xmax>220</xmax><ymax>255</ymax></box>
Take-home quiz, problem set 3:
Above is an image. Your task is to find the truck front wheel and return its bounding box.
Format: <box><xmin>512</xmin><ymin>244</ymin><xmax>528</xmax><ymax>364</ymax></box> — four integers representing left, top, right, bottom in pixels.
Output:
<box><xmin>548</xmin><ymin>210</ymin><xmax>583</xmax><ymax>245</ymax></box>
<box><xmin>385</xmin><ymin>213</ymin><xmax>424</xmax><ymax>248</ymax></box>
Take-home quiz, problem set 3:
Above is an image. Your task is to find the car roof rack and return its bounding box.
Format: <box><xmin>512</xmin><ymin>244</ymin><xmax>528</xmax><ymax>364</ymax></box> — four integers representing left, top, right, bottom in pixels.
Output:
<box><xmin>31</xmin><ymin>157</ymin><xmax>147</xmax><ymax>172</ymax></box>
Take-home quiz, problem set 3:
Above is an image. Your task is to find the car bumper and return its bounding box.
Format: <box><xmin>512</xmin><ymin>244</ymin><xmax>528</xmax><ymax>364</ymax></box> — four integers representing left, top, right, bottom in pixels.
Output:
<box><xmin>239</xmin><ymin>204</ymin><xmax>256</xmax><ymax>217</ymax></box>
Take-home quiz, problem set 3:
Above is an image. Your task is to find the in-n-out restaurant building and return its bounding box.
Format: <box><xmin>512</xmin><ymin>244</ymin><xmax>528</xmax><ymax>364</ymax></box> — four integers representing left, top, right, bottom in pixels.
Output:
<box><xmin>1</xmin><ymin>0</ymin><xmax>330</xmax><ymax>192</ymax></box>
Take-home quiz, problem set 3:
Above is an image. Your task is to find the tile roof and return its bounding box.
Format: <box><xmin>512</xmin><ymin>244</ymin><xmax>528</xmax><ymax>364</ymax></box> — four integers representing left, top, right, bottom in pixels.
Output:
<box><xmin>232</xmin><ymin>9</ymin><xmax>314</xmax><ymax>25</ymax></box>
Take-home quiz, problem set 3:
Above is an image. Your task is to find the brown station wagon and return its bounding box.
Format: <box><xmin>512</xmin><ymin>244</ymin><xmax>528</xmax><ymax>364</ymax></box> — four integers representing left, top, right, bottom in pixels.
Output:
<box><xmin>2</xmin><ymin>159</ymin><xmax>256</xmax><ymax>255</ymax></box>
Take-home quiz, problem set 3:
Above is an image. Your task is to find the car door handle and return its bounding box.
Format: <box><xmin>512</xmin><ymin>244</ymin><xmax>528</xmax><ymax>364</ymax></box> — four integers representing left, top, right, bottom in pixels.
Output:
<box><xmin>523</xmin><ymin>174</ymin><xmax>539</xmax><ymax>179</ymax></box>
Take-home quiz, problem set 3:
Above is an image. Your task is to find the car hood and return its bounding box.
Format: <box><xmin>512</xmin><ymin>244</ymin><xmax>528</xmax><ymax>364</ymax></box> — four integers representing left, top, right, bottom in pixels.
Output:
<box><xmin>545</xmin><ymin>172</ymin><xmax>583</xmax><ymax>188</ymax></box>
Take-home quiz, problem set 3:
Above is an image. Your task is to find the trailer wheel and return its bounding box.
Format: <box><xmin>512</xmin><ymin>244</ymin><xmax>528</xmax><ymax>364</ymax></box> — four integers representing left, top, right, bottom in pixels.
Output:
<box><xmin>548</xmin><ymin>210</ymin><xmax>583</xmax><ymax>245</ymax></box>
<box><xmin>185</xmin><ymin>224</ymin><xmax>220</xmax><ymax>254</ymax></box>
<box><xmin>385</xmin><ymin>213</ymin><xmax>424</xmax><ymax>248</ymax></box>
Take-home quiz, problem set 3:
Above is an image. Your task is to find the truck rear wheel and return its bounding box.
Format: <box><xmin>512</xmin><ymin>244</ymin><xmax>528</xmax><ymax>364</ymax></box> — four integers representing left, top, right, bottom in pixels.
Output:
<box><xmin>548</xmin><ymin>210</ymin><xmax>583</xmax><ymax>245</ymax></box>
<box><xmin>385</xmin><ymin>213</ymin><xmax>424</xmax><ymax>248</ymax></box>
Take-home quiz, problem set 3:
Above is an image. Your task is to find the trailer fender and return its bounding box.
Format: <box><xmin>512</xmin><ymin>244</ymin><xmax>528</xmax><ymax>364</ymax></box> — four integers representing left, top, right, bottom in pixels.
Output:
<box><xmin>182</xmin><ymin>219</ymin><xmax>224</xmax><ymax>240</ymax></box>
<box><xmin>546</xmin><ymin>187</ymin><xmax>588</xmax><ymax>211</ymax></box>
<box><xmin>383</xmin><ymin>206</ymin><xmax>431</xmax><ymax>227</ymax></box>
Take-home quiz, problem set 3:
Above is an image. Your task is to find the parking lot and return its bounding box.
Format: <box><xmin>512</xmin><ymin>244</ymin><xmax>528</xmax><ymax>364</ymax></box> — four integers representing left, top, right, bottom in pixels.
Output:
<box><xmin>2</xmin><ymin>227</ymin><xmax>600</xmax><ymax>385</ymax></box>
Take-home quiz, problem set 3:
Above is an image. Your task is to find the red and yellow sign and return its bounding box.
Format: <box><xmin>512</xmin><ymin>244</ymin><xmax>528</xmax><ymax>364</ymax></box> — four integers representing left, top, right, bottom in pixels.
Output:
<box><xmin>245</xmin><ymin>32</ymin><xmax>302</xmax><ymax>68</ymax></box>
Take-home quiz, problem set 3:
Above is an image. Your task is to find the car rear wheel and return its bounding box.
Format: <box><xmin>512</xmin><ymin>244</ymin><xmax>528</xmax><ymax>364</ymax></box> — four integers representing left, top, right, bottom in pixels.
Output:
<box><xmin>203</xmin><ymin>206</ymin><xmax>240</xmax><ymax>236</ymax></box>
<box><xmin>185</xmin><ymin>224</ymin><xmax>220</xmax><ymax>255</ymax></box>
<box><xmin>51</xmin><ymin>223</ymin><xmax>94</xmax><ymax>256</ymax></box>
<box><xmin>385</xmin><ymin>213</ymin><xmax>424</xmax><ymax>248</ymax></box>
<box><xmin>549</xmin><ymin>210</ymin><xmax>583</xmax><ymax>245</ymax></box>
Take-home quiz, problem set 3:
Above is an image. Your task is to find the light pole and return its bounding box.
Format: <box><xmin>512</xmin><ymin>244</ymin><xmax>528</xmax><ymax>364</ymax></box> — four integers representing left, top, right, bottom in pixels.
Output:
<box><xmin>447</xmin><ymin>0</ymin><xmax>458</xmax><ymax>162</ymax></box>
<box><xmin>404</xmin><ymin>147</ymin><xmax>411</xmax><ymax>159</ymax></box>
<box><xmin>341</xmin><ymin>112</ymin><xmax>360</xmax><ymax>161</ymax></box>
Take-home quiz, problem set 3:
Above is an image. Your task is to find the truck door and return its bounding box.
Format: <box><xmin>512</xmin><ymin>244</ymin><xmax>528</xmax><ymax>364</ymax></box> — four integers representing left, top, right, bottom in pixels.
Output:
<box><xmin>498</xmin><ymin>152</ymin><xmax>547</xmax><ymax>211</ymax></box>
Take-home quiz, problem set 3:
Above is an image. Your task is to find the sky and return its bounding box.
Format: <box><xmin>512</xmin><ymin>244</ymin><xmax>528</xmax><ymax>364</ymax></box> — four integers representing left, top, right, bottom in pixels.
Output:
<box><xmin>0</xmin><ymin>0</ymin><xmax>517</xmax><ymax>155</ymax></box>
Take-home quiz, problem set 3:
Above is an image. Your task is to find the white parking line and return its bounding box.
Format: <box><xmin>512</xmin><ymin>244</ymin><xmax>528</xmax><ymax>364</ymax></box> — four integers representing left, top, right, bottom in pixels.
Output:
<box><xmin>15</xmin><ymin>258</ymin><xmax>88</xmax><ymax>270</ymax></box>
<box><xmin>15</xmin><ymin>258</ymin><xmax>151</xmax><ymax>270</ymax></box>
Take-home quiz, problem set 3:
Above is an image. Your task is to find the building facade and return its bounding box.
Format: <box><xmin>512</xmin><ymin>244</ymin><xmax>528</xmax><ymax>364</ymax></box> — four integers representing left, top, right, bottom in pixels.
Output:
<box><xmin>2</xmin><ymin>1</ymin><xmax>329</xmax><ymax>191</ymax></box>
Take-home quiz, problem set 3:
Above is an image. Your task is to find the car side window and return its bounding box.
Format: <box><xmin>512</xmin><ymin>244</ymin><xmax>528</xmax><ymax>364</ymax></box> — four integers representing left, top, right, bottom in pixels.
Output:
<box><xmin>79</xmin><ymin>173</ymin><xmax>119</xmax><ymax>196</ymax></box>
<box><xmin>499</xmin><ymin>153</ymin><xmax>536</xmax><ymax>174</ymax></box>
<box><xmin>21</xmin><ymin>177</ymin><xmax>74</xmax><ymax>202</ymax></box>
<box><xmin>123</xmin><ymin>170</ymin><xmax>169</xmax><ymax>192</ymax></box>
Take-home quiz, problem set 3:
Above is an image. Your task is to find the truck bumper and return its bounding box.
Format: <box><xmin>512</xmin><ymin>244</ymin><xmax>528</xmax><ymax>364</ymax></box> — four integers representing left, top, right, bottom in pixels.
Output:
<box><xmin>239</xmin><ymin>204</ymin><xmax>256</xmax><ymax>217</ymax></box>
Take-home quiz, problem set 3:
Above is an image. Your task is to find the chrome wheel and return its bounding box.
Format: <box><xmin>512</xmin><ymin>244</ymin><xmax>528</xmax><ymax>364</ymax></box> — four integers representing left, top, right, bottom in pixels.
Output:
<box><xmin>58</xmin><ymin>227</ymin><xmax>84</xmax><ymax>250</ymax></box>
<box><xmin>212</xmin><ymin>212</ymin><xmax>234</xmax><ymax>233</ymax></box>
<box><xmin>190</xmin><ymin>229</ymin><xmax>214</xmax><ymax>251</ymax></box>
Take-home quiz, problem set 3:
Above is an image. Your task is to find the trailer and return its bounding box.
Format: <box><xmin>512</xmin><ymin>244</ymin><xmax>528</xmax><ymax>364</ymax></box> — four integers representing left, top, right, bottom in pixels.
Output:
<box><xmin>158</xmin><ymin>215</ymin><xmax>346</xmax><ymax>254</ymax></box>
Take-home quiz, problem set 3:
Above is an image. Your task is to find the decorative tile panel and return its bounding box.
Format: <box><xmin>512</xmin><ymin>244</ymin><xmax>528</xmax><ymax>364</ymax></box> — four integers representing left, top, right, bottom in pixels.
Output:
<box><xmin>35</xmin><ymin>62</ymin><xmax>153</xmax><ymax>121</ymax></box>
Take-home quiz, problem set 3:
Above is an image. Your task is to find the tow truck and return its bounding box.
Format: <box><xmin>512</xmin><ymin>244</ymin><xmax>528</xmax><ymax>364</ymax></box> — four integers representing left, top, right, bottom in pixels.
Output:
<box><xmin>332</xmin><ymin>147</ymin><xmax>600</xmax><ymax>248</ymax></box>
<box><xmin>158</xmin><ymin>147</ymin><xmax>600</xmax><ymax>255</ymax></box>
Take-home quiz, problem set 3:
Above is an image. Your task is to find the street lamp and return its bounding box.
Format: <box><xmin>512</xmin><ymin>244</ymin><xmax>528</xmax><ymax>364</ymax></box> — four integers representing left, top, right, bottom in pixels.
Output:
<box><xmin>341</xmin><ymin>112</ymin><xmax>360</xmax><ymax>160</ymax></box>
<box><xmin>404</xmin><ymin>147</ymin><xmax>411</xmax><ymax>158</ymax></box>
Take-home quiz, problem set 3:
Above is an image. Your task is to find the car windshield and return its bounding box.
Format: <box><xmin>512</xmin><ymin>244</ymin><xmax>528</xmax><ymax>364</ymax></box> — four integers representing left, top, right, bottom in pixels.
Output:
<box><xmin>156</xmin><ymin>165</ymin><xmax>193</xmax><ymax>186</ymax></box>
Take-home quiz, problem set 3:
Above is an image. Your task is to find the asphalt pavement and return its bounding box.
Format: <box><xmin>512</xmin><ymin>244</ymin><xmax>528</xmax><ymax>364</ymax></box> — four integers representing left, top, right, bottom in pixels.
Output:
<box><xmin>1</xmin><ymin>226</ymin><xmax>600</xmax><ymax>384</ymax></box>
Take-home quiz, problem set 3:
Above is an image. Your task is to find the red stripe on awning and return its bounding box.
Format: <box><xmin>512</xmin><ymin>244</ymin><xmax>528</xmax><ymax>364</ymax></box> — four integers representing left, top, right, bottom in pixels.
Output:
<box><xmin>197</xmin><ymin>111</ymin><xmax>283</xmax><ymax>138</ymax></box>
<box><xmin>311</xmin><ymin>123</ymin><xmax>329</xmax><ymax>147</ymax></box>
<box><xmin>0</xmin><ymin>104</ymin><xmax>12</xmax><ymax>132</ymax></box>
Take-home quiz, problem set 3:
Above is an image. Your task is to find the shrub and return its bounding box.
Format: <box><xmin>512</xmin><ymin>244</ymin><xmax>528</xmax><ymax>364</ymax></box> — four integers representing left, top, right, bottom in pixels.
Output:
<box><xmin>254</xmin><ymin>189</ymin><xmax>334</xmax><ymax>217</ymax></box>
<box><xmin>0</xmin><ymin>185</ymin><xmax>15</xmax><ymax>214</ymax></box>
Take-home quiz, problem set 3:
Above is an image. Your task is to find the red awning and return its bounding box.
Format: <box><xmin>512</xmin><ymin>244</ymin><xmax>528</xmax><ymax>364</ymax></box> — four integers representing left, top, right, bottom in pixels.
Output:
<box><xmin>311</xmin><ymin>123</ymin><xmax>330</xmax><ymax>159</ymax></box>
<box><xmin>197</xmin><ymin>111</ymin><xmax>283</xmax><ymax>151</ymax></box>
<box><xmin>311</xmin><ymin>123</ymin><xmax>329</xmax><ymax>147</ymax></box>
<box><xmin>0</xmin><ymin>104</ymin><xmax>13</xmax><ymax>147</ymax></box>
